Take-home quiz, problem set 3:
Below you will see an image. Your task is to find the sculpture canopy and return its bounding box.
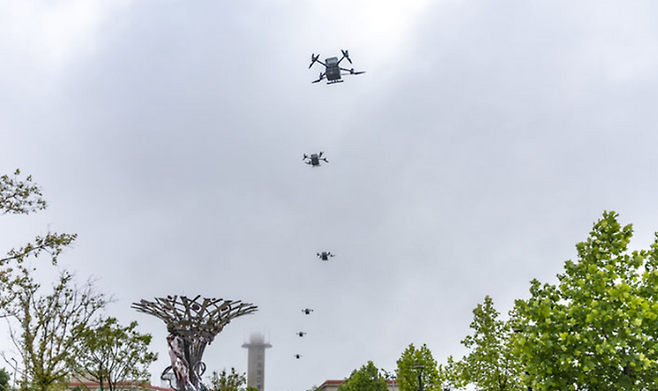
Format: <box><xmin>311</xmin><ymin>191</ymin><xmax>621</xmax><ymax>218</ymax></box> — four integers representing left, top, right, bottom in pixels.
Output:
<box><xmin>132</xmin><ymin>295</ymin><xmax>258</xmax><ymax>343</ymax></box>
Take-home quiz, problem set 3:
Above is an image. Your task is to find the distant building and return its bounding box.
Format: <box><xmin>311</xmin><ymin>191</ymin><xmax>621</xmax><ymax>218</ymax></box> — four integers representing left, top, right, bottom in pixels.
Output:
<box><xmin>242</xmin><ymin>332</ymin><xmax>272</xmax><ymax>391</ymax></box>
<box><xmin>318</xmin><ymin>379</ymin><xmax>398</xmax><ymax>391</ymax></box>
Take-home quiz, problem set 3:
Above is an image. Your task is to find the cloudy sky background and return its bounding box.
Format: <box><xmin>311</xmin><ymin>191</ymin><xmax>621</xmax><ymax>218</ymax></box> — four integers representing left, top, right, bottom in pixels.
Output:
<box><xmin>2</xmin><ymin>1</ymin><xmax>658</xmax><ymax>391</ymax></box>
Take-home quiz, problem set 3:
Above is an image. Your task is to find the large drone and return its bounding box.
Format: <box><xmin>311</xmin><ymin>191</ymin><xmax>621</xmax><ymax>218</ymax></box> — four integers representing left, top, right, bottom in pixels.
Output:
<box><xmin>309</xmin><ymin>50</ymin><xmax>365</xmax><ymax>84</ymax></box>
<box><xmin>303</xmin><ymin>152</ymin><xmax>328</xmax><ymax>167</ymax></box>
<box><xmin>317</xmin><ymin>252</ymin><xmax>335</xmax><ymax>261</ymax></box>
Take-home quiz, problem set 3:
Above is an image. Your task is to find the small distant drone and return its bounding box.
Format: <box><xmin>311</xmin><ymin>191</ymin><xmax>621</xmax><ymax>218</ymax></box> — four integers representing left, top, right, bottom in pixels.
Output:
<box><xmin>296</xmin><ymin>331</ymin><xmax>307</xmax><ymax>337</ymax></box>
<box><xmin>302</xmin><ymin>308</ymin><xmax>313</xmax><ymax>315</ymax></box>
<box><xmin>309</xmin><ymin>50</ymin><xmax>365</xmax><ymax>84</ymax></box>
<box><xmin>303</xmin><ymin>152</ymin><xmax>328</xmax><ymax>167</ymax></box>
<box><xmin>317</xmin><ymin>252</ymin><xmax>335</xmax><ymax>261</ymax></box>
<box><xmin>294</xmin><ymin>354</ymin><xmax>303</xmax><ymax>359</ymax></box>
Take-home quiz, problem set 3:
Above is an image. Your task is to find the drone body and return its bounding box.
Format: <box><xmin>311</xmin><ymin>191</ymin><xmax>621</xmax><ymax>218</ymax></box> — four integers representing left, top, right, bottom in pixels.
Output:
<box><xmin>296</xmin><ymin>331</ymin><xmax>307</xmax><ymax>337</ymax></box>
<box><xmin>317</xmin><ymin>251</ymin><xmax>335</xmax><ymax>261</ymax></box>
<box><xmin>302</xmin><ymin>308</ymin><xmax>313</xmax><ymax>315</ymax></box>
<box><xmin>303</xmin><ymin>152</ymin><xmax>328</xmax><ymax>167</ymax></box>
<box><xmin>309</xmin><ymin>50</ymin><xmax>365</xmax><ymax>84</ymax></box>
<box><xmin>294</xmin><ymin>354</ymin><xmax>302</xmax><ymax>359</ymax></box>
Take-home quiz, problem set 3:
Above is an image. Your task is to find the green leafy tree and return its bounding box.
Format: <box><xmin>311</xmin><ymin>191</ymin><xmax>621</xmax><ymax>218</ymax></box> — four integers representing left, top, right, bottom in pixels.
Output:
<box><xmin>396</xmin><ymin>344</ymin><xmax>441</xmax><ymax>391</ymax></box>
<box><xmin>0</xmin><ymin>368</ymin><xmax>10</xmax><ymax>391</ymax></box>
<box><xmin>513</xmin><ymin>211</ymin><xmax>658</xmax><ymax>390</ymax></box>
<box><xmin>0</xmin><ymin>170</ymin><xmax>76</xmax><ymax>311</ymax></box>
<box><xmin>0</xmin><ymin>169</ymin><xmax>46</xmax><ymax>215</ymax></box>
<box><xmin>437</xmin><ymin>356</ymin><xmax>466</xmax><ymax>390</ymax></box>
<box><xmin>0</xmin><ymin>170</ymin><xmax>106</xmax><ymax>391</ymax></box>
<box><xmin>8</xmin><ymin>274</ymin><xmax>107</xmax><ymax>391</ymax></box>
<box><xmin>68</xmin><ymin>317</ymin><xmax>158</xmax><ymax>391</ymax></box>
<box><xmin>208</xmin><ymin>368</ymin><xmax>246</xmax><ymax>391</ymax></box>
<box><xmin>452</xmin><ymin>296</ymin><xmax>524</xmax><ymax>391</ymax></box>
<box><xmin>338</xmin><ymin>361</ymin><xmax>387</xmax><ymax>391</ymax></box>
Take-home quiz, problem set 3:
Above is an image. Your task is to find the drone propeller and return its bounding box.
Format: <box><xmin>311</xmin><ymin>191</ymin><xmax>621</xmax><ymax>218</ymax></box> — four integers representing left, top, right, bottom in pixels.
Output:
<box><xmin>309</xmin><ymin>53</ymin><xmax>320</xmax><ymax>68</ymax></box>
<box><xmin>341</xmin><ymin>49</ymin><xmax>352</xmax><ymax>64</ymax></box>
<box><xmin>303</xmin><ymin>154</ymin><xmax>308</xmax><ymax>160</ymax></box>
<box><xmin>350</xmin><ymin>69</ymin><xmax>365</xmax><ymax>75</ymax></box>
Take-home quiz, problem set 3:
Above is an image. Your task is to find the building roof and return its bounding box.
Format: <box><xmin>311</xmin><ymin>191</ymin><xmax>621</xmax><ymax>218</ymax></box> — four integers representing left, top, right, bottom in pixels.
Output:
<box><xmin>319</xmin><ymin>379</ymin><xmax>397</xmax><ymax>388</ymax></box>
<box><xmin>67</xmin><ymin>382</ymin><xmax>174</xmax><ymax>391</ymax></box>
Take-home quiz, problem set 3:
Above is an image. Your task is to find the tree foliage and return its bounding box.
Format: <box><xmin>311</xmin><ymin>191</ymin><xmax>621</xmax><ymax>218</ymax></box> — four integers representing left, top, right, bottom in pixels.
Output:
<box><xmin>0</xmin><ymin>368</ymin><xmax>10</xmax><ymax>391</ymax></box>
<box><xmin>0</xmin><ymin>170</ymin><xmax>76</xmax><ymax>311</ymax></box>
<box><xmin>451</xmin><ymin>296</ymin><xmax>523</xmax><ymax>391</ymax></box>
<box><xmin>513</xmin><ymin>211</ymin><xmax>658</xmax><ymax>390</ymax></box>
<box><xmin>396</xmin><ymin>344</ymin><xmax>441</xmax><ymax>391</ymax></box>
<box><xmin>338</xmin><ymin>361</ymin><xmax>387</xmax><ymax>391</ymax></box>
<box><xmin>69</xmin><ymin>317</ymin><xmax>158</xmax><ymax>391</ymax></box>
<box><xmin>0</xmin><ymin>169</ymin><xmax>46</xmax><ymax>215</ymax></box>
<box><xmin>437</xmin><ymin>356</ymin><xmax>465</xmax><ymax>391</ymax></box>
<box><xmin>0</xmin><ymin>170</ymin><xmax>106</xmax><ymax>391</ymax></box>
<box><xmin>9</xmin><ymin>274</ymin><xmax>106</xmax><ymax>391</ymax></box>
<box><xmin>208</xmin><ymin>368</ymin><xmax>246</xmax><ymax>391</ymax></box>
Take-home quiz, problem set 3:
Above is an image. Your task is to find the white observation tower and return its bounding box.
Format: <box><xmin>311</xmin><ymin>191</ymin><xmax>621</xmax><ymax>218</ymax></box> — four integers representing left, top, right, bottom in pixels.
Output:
<box><xmin>242</xmin><ymin>332</ymin><xmax>272</xmax><ymax>391</ymax></box>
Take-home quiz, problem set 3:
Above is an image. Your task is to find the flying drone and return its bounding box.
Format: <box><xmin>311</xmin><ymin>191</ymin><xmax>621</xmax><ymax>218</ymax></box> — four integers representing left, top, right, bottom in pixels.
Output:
<box><xmin>296</xmin><ymin>331</ymin><xmax>307</xmax><ymax>337</ymax></box>
<box><xmin>294</xmin><ymin>354</ymin><xmax>302</xmax><ymax>359</ymax></box>
<box><xmin>303</xmin><ymin>152</ymin><xmax>328</xmax><ymax>167</ymax></box>
<box><xmin>309</xmin><ymin>50</ymin><xmax>365</xmax><ymax>84</ymax></box>
<box><xmin>317</xmin><ymin>252</ymin><xmax>335</xmax><ymax>261</ymax></box>
<box><xmin>302</xmin><ymin>308</ymin><xmax>314</xmax><ymax>315</ymax></box>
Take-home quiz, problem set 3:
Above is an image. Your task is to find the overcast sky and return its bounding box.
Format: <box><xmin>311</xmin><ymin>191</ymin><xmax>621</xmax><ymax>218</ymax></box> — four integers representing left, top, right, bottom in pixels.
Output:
<box><xmin>2</xmin><ymin>1</ymin><xmax>658</xmax><ymax>391</ymax></box>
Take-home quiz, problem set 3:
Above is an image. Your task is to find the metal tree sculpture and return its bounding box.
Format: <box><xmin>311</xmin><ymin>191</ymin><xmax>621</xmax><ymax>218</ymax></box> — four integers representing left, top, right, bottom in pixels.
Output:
<box><xmin>132</xmin><ymin>295</ymin><xmax>258</xmax><ymax>391</ymax></box>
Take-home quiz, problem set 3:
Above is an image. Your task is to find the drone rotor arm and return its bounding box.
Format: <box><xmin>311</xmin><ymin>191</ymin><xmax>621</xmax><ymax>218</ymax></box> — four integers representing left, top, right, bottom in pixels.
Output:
<box><xmin>339</xmin><ymin>67</ymin><xmax>365</xmax><ymax>73</ymax></box>
<box><xmin>338</xmin><ymin>49</ymin><xmax>352</xmax><ymax>66</ymax></box>
<box><xmin>339</xmin><ymin>68</ymin><xmax>365</xmax><ymax>77</ymax></box>
<box><xmin>309</xmin><ymin>55</ymin><xmax>327</xmax><ymax>69</ymax></box>
<box><xmin>312</xmin><ymin>72</ymin><xmax>325</xmax><ymax>84</ymax></box>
